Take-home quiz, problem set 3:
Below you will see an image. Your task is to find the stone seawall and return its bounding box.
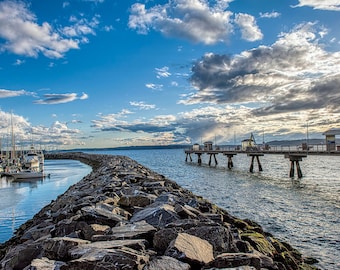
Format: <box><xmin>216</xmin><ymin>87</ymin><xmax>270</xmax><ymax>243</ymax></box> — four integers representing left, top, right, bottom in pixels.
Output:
<box><xmin>0</xmin><ymin>152</ymin><xmax>318</xmax><ymax>270</ymax></box>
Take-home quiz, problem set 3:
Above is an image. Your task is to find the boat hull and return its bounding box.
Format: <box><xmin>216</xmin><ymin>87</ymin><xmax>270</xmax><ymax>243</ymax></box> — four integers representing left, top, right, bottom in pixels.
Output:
<box><xmin>7</xmin><ymin>171</ymin><xmax>44</xmax><ymax>180</ymax></box>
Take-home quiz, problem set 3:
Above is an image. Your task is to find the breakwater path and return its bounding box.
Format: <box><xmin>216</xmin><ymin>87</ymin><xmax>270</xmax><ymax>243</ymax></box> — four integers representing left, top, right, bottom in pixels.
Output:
<box><xmin>0</xmin><ymin>152</ymin><xmax>318</xmax><ymax>269</ymax></box>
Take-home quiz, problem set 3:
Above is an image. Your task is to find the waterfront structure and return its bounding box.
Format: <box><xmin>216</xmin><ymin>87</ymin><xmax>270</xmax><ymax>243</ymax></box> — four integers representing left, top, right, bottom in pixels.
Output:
<box><xmin>323</xmin><ymin>128</ymin><xmax>340</xmax><ymax>151</ymax></box>
<box><xmin>185</xmin><ymin>140</ymin><xmax>339</xmax><ymax>178</ymax></box>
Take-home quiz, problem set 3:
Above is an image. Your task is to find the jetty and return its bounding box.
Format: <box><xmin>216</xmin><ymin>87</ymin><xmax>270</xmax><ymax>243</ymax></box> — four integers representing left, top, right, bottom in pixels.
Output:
<box><xmin>0</xmin><ymin>152</ymin><xmax>319</xmax><ymax>269</ymax></box>
<box><xmin>185</xmin><ymin>140</ymin><xmax>340</xmax><ymax>178</ymax></box>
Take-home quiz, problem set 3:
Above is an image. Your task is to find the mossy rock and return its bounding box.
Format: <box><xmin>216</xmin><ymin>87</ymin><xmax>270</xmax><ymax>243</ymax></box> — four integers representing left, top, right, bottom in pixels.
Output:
<box><xmin>233</xmin><ymin>218</ymin><xmax>250</xmax><ymax>230</ymax></box>
<box><xmin>275</xmin><ymin>251</ymin><xmax>300</xmax><ymax>269</ymax></box>
<box><xmin>240</xmin><ymin>230</ymin><xmax>277</xmax><ymax>257</ymax></box>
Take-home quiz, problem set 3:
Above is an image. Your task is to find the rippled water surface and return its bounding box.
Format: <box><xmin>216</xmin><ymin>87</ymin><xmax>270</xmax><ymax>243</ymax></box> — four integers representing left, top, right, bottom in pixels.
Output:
<box><xmin>93</xmin><ymin>149</ymin><xmax>339</xmax><ymax>270</ymax></box>
<box><xmin>0</xmin><ymin>159</ymin><xmax>92</xmax><ymax>243</ymax></box>
<box><xmin>0</xmin><ymin>149</ymin><xmax>339</xmax><ymax>269</ymax></box>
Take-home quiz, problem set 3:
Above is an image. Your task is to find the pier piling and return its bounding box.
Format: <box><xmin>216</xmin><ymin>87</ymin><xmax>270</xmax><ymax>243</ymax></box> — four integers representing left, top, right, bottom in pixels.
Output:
<box><xmin>285</xmin><ymin>154</ymin><xmax>307</xmax><ymax>178</ymax></box>
<box><xmin>248</xmin><ymin>153</ymin><xmax>264</xmax><ymax>173</ymax></box>
<box><xmin>223</xmin><ymin>152</ymin><xmax>237</xmax><ymax>170</ymax></box>
<box><xmin>208</xmin><ymin>153</ymin><xmax>218</xmax><ymax>166</ymax></box>
<box><xmin>185</xmin><ymin>153</ymin><xmax>192</xmax><ymax>162</ymax></box>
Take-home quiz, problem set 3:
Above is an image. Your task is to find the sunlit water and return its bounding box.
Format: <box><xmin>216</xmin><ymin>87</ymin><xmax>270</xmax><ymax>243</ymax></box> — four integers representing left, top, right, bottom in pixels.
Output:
<box><xmin>0</xmin><ymin>159</ymin><xmax>92</xmax><ymax>243</ymax></box>
<box><xmin>0</xmin><ymin>149</ymin><xmax>339</xmax><ymax>269</ymax></box>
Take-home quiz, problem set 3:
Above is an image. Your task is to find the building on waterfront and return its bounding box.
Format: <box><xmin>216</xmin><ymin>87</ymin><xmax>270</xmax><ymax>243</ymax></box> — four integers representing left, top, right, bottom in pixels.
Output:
<box><xmin>204</xmin><ymin>141</ymin><xmax>213</xmax><ymax>151</ymax></box>
<box><xmin>323</xmin><ymin>128</ymin><xmax>340</xmax><ymax>151</ymax></box>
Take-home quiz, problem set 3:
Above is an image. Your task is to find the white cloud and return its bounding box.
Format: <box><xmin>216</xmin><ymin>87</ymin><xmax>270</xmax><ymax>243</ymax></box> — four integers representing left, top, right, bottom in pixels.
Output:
<box><xmin>130</xmin><ymin>101</ymin><xmax>156</xmax><ymax>110</ymax></box>
<box><xmin>0</xmin><ymin>89</ymin><xmax>32</xmax><ymax>98</ymax></box>
<box><xmin>259</xmin><ymin>12</ymin><xmax>280</xmax><ymax>18</ymax></box>
<box><xmin>145</xmin><ymin>83</ymin><xmax>163</xmax><ymax>90</ymax></box>
<box><xmin>13</xmin><ymin>59</ymin><xmax>25</xmax><ymax>66</ymax></box>
<box><xmin>234</xmin><ymin>13</ymin><xmax>263</xmax><ymax>41</ymax></box>
<box><xmin>183</xmin><ymin>22</ymin><xmax>340</xmax><ymax>133</ymax></box>
<box><xmin>34</xmin><ymin>92</ymin><xmax>89</xmax><ymax>104</ymax></box>
<box><xmin>128</xmin><ymin>0</ymin><xmax>234</xmax><ymax>44</ymax></box>
<box><xmin>293</xmin><ymin>0</ymin><xmax>340</xmax><ymax>11</ymax></box>
<box><xmin>0</xmin><ymin>0</ymin><xmax>98</xmax><ymax>58</ymax></box>
<box><xmin>156</xmin><ymin>66</ymin><xmax>171</xmax><ymax>78</ymax></box>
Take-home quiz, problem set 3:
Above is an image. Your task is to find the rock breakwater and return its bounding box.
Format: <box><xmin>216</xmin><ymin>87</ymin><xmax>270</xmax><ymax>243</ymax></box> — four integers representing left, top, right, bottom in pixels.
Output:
<box><xmin>0</xmin><ymin>152</ymin><xmax>318</xmax><ymax>270</ymax></box>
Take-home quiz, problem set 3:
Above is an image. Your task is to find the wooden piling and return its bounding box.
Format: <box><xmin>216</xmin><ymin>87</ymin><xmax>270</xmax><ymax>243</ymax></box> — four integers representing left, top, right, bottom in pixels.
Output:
<box><xmin>247</xmin><ymin>153</ymin><xmax>264</xmax><ymax>173</ymax></box>
<box><xmin>185</xmin><ymin>152</ymin><xmax>192</xmax><ymax>162</ymax></box>
<box><xmin>208</xmin><ymin>153</ymin><xmax>218</xmax><ymax>166</ymax></box>
<box><xmin>223</xmin><ymin>152</ymin><xmax>237</xmax><ymax>170</ymax></box>
<box><xmin>196</xmin><ymin>153</ymin><xmax>202</xmax><ymax>165</ymax></box>
<box><xmin>285</xmin><ymin>154</ymin><xmax>307</xmax><ymax>178</ymax></box>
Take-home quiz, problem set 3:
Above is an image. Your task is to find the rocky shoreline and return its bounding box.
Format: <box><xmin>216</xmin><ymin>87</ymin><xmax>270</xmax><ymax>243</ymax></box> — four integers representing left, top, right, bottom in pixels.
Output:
<box><xmin>0</xmin><ymin>152</ymin><xmax>319</xmax><ymax>270</ymax></box>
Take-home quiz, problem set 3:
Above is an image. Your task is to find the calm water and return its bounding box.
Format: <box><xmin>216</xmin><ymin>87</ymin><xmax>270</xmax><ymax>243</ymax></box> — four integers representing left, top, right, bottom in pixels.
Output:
<box><xmin>0</xmin><ymin>159</ymin><xmax>92</xmax><ymax>243</ymax></box>
<box><xmin>0</xmin><ymin>149</ymin><xmax>339</xmax><ymax>269</ymax></box>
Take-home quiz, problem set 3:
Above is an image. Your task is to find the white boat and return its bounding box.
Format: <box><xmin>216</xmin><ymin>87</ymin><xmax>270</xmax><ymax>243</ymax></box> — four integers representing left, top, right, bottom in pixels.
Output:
<box><xmin>8</xmin><ymin>169</ymin><xmax>44</xmax><ymax>180</ymax></box>
<box><xmin>4</xmin><ymin>147</ymin><xmax>45</xmax><ymax>180</ymax></box>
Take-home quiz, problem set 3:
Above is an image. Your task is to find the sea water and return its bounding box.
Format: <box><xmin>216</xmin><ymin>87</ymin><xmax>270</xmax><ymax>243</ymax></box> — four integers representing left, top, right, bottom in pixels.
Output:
<box><xmin>0</xmin><ymin>159</ymin><xmax>92</xmax><ymax>243</ymax></box>
<box><xmin>0</xmin><ymin>149</ymin><xmax>339</xmax><ymax>269</ymax></box>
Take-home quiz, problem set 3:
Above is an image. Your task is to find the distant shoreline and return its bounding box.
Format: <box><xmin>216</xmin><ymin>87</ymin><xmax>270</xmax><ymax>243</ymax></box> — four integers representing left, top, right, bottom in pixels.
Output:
<box><xmin>60</xmin><ymin>138</ymin><xmax>339</xmax><ymax>152</ymax></box>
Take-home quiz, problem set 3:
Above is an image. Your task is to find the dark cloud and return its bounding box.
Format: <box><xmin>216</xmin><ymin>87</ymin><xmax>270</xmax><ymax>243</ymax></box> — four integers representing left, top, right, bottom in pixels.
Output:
<box><xmin>185</xmin><ymin>23</ymin><xmax>340</xmax><ymax>118</ymax></box>
<box><xmin>102</xmin><ymin>123</ymin><xmax>176</xmax><ymax>133</ymax></box>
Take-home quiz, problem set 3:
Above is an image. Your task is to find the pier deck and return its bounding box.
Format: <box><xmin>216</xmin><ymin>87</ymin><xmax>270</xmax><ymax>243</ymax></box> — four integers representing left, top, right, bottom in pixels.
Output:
<box><xmin>184</xmin><ymin>146</ymin><xmax>340</xmax><ymax>178</ymax></box>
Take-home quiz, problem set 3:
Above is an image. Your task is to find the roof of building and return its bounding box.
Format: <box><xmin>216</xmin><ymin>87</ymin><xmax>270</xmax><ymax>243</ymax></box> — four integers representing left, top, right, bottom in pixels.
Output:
<box><xmin>323</xmin><ymin>128</ymin><xmax>340</xmax><ymax>136</ymax></box>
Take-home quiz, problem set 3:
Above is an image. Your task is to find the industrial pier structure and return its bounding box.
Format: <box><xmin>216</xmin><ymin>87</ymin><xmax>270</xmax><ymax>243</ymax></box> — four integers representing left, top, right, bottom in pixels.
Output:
<box><xmin>185</xmin><ymin>131</ymin><xmax>340</xmax><ymax>178</ymax></box>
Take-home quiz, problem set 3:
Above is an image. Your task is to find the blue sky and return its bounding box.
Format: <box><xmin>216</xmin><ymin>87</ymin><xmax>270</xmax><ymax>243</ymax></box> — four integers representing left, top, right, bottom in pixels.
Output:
<box><xmin>1</xmin><ymin>0</ymin><xmax>340</xmax><ymax>149</ymax></box>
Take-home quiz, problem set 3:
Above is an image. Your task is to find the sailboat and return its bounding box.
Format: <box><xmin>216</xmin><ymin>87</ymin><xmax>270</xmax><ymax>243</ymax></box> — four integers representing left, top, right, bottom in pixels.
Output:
<box><xmin>2</xmin><ymin>114</ymin><xmax>45</xmax><ymax>180</ymax></box>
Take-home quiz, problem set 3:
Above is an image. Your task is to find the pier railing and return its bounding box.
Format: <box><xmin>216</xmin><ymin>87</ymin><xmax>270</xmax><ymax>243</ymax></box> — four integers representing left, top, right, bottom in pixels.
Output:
<box><xmin>185</xmin><ymin>143</ymin><xmax>340</xmax><ymax>177</ymax></box>
<box><xmin>186</xmin><ymin>143</ymin><xmax>339</xmax><ymax>155</ymax></box>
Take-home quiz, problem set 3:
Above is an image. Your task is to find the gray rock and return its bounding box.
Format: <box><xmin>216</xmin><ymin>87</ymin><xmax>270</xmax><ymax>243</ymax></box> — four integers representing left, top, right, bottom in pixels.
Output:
<box><xmin>64</xmin><ymin>246</ymin><xmax>149</xmax><ymax>270</ymax></box>
<box><xmin>80</xmin><ymin>205</ymin><xmax>126</xmax><ymax>226</ymax></box>
<box><xmin>204</xmin><ymin>253</ymin><xmax>261</xmax><ymax>270</ymax></box>
<box><xmin>153</xmin><ymin>228</ymin><xmax>179</xmax><ymax>253</ymax></box>
<box><xmin>110</xmin><ymin>220</ymin><xmax>156</xmax><ymax>239</ymax></box>
<box><xmin>118</xmin><ymin>193</ymin><xmax>157</xmax><ymax>207</ymax></box>
<box><xmin>185</xmin><ymin>224</ymin><xmax>236</xmax><ymax>254</ymax></box>
<box><xmin>144</xmin><ymin>256</ymin><xmax>190</xmax><ymax>270</ymax></box>
<box><xmin>165</xmin><ymin>232</ymin><xmax>214</xmax><ymax>265</ymax></box>
<box><xmin>130</xmin><ymin>203</ymin><xmax>180</xmax><ymax>228</ymax></box>
<box><xmin>69</xmin><ymin>239</ymin><xmax>148</xmax><ymax>259</ymax></box>
<box><xmin>1</xmin><ymin>242</ymin><xmax>42</xmax><ymax>270</ymax></box>
<box><xmin>43</xmin><ymin>237</ymin><xmax>90</xmax><ymax>260</ymax></box>
<box><xmin>23</xmin><ymin>257</ymin><xmax>67</xmax><ymax>270</ymax></box>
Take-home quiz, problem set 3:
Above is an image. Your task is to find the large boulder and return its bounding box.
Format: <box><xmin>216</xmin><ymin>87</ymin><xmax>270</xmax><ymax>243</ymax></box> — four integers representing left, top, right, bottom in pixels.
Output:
<box><xmin>144</xmin><ymin>256</ymin><xmax>190</xmax><ymax>270</ymax></box>
<box><xmin>130</xmin><ymin>204</ymin><xmax>180</xmax><ymax>228</ymax></box>
<box><xmin>165</xmin><ymin>232</ymin><xmax>214</xmax><ymax>266</ymax></box>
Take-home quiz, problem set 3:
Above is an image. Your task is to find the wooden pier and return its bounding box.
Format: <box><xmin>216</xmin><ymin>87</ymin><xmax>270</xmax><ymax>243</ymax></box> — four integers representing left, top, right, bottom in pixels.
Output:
<box><xmin>185</xmin><ymin>147</ymin><xmax>339</xmax><ymax>178</ymax></box>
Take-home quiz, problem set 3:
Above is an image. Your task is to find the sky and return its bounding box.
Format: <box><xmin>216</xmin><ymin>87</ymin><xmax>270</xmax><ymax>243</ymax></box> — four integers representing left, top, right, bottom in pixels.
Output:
<box><xmin>0</xmin><ymin>0</ymin><xmax>340</xmax><ymax>150</ymax></box>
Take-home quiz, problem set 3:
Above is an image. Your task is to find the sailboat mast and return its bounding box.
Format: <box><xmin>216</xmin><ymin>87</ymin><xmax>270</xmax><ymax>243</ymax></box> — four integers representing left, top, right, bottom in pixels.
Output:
<box><xmin>11</xmin><ymin>113</ymin><xmax>16</xmax><ymax>160</ymax></box>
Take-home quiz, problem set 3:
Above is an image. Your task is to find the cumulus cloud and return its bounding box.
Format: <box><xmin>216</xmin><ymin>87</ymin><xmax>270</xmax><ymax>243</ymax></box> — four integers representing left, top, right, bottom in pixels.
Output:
<box><xmin>0</xmin><ymin>110</ymin><xmax>82</xmax><ymax>147</ymax></box>
<box><xmin>184</xmin><ymin>22</ymin><xmax>340</xmax><ymax>117</ymax></box>
<box><xmin>128</xmin><ymin>0</ymin><xmax>234</xmax><ymax>44</ymax></box>
<box><xmin>292</xmin><ymin>0</ymin><xmax>340</xmax><ymax>11</ymax></box>
<box><xmin>0</xmin><ymin>0</ymin><xmax>98</xmax><ymax>58</ymax></box>
<box><xmin>34</xmin><ymin>92</ymin><xmax>89</xmax><ymax>104</ymax></box>
<box><xmin>234</xmin><ymin>13</ymin><xmax>263</xmax><ymax>41</ymax></box>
